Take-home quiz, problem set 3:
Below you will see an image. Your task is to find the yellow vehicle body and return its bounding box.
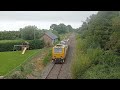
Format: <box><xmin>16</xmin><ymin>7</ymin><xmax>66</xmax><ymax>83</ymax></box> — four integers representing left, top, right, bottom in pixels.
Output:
<box><xmin>52</xmin><ymin>44</ymin><xmax>68</xmax><ymax>64</ymax></box>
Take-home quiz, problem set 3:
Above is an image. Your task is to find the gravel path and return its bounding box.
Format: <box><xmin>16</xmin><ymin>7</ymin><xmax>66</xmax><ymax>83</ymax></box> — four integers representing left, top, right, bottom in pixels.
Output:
<box><xmin>40</xmin><ymin>33</ymin><xmax>76</xmax><ymax>79</ymax></box>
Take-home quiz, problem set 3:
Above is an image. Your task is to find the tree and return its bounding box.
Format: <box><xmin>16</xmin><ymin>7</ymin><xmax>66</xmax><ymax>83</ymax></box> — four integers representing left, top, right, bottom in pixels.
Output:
<box><xmin>0</xmin><ymin>31</ymin><xmax>20</xmax><ymax>40</ymax></box>
<box><xmin>50</xmin><ymin>23</ymin><xmax>73</xmax><ymax>34</ymax></box>
<box><xmin>77</xmin><ymin>11</ymin><xmax>120</xmax><ymax>54</ymax></box>
<box><xmin>67</xmin><ymin>25</ymin><xmax>73</xmax><ymax>32</ymax></box>
<box><xmin>20</xmin><ymin>25</ymin><xmax>39</xmax><ymax>40</ymax></box>
<box><xmin>50</xmin><ymin>24</ymin><xmax>57</xmax><ymax>30</ymax></box>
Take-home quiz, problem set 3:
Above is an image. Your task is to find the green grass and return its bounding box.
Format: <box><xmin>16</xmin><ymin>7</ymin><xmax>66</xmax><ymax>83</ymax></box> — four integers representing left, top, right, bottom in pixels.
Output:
<box><xmin>0</xmin><ymin>49</ymin><xmax>40</xmax><ymax>76</ymax></box>
<box><xmin>43</xmin><ymin>49</ymin><xmax>52</xmax><ymax>66</ymax></box>
<box><xmin>5</xmin><ymin>47</ymin><xmax>50</xmax><ymax>79</ymax></box>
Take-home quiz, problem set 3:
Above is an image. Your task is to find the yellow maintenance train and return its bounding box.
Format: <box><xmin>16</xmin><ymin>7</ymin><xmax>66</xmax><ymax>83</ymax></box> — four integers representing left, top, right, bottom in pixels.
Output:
<box><xmin>52</xmin><ymin>40</ymin><xmax>69</xmax><ymax>64</ymax></box>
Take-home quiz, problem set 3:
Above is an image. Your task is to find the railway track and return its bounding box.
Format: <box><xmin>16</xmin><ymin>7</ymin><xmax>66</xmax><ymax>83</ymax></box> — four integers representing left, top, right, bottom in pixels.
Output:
<box><xmin>45</xmin><ymin>34</ymin><xmax>74</xmax><ymax>79</ymax></box>
<box><xmin>40</xmin><ymin>33</ymin><xmax>76</xmax><ymax>79</ymax></box>
<box><xmin>45</xmin><ymin>63</ymin><xmax>63</xmax><ymax>79</ymax></box>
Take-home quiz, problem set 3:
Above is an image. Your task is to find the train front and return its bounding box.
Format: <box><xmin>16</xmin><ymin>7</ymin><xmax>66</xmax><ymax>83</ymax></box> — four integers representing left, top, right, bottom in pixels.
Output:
<box><xmin>52</xmin><ymin>45</ymin><xmax>65</xmax><ymax>64</ymax></box>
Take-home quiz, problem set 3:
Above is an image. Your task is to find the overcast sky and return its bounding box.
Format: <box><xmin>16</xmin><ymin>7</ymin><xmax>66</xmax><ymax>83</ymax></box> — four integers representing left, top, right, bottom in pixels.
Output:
<box><xmin>0</xmin><ymin>11</ymin><xmax>98</xmax><ymax>31</ymax></box>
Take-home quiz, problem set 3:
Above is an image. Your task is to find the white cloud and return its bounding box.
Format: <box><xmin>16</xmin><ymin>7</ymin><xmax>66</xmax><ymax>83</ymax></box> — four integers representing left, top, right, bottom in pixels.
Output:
<box><xmin>0</xmin><ymin>21</ymin><xmax>82</xmax><ymax>31</ymax></box>
<box><xmin>0</xmin><ymin>11</ymin><xmax>98</xmax><ymax>31</ymax></box>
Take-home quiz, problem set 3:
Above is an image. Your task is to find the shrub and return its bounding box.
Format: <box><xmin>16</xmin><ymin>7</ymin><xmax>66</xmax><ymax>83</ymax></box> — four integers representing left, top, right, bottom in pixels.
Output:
<box><xmin>71</xmin><ymin>36</ymin><xmax>104</xmax><ymax>79</ymax></box>
<box><xmin>72</xmin><ymin>36</ymin><xmax>120</xmax><ymax>79</ymax></box>
<box><xmin>81</xmin><ymin>53</ymin><xmax>120</xmax><ymax>79</ymax></box>
<box><xmin>29</xmin><ymin>39</ymin><xmax>45</xmax><ymax>50</ymax></box>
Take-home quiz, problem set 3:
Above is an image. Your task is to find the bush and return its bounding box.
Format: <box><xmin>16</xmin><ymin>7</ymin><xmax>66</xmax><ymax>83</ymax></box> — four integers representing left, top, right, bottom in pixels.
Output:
<box><xmin>72</xmin><ymin>36</ymin><xmax>120</xmax><ymax>79</ymax></box>
<box><xmin>97</xmin><ymin>50</ymin><xmax>120</xmax><ymax>67</ymax></box>
<box><xmin>81</xmin><ymin>52</ymin><xmax>120</xmax><ymax>79</ymax></box>
<box><xmin>72</xmin><ymin>36</ymin><xmax>105</xmax><ymax>79</ymax></box>
<box><xmin>29</xmin><ymin>39</ymin><xmax>45</xmax><ymax>50</ymax></box>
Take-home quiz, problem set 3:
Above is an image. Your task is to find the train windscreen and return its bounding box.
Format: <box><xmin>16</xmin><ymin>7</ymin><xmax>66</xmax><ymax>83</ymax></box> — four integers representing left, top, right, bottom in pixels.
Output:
<box><xmin>54</xmin><ymin>48</ymin><xmax>62</xmax><ymax>53</ymax></box>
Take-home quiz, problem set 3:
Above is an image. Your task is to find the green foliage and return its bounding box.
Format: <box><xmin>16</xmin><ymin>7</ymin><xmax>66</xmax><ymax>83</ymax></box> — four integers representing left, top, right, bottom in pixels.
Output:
<box><xmin>81</xmin><ymin>51</ymin><xmax>120</xmax><ymax>79</ymax></box>
<box><xmin>72</xmin><ymin>11</ymin><xmax>120</xmax><ymax>78</ymax></box>
<box><xmin>29</xmin><ymin>39</ymin><xmax>45</xmax><ymax>50</ymax></box>
<box><xmin>0</xmin><ymin>40</ymin><xmax>24</xmax><ymax>52</ymax></box>
<box><xmin>0</xmin><ymin>31</ymin><xmax>21</xmax><ymax>40</ymax></box>
<box><xmin>0</xmin><ymin>25</ymin><xmax>45</xmax><ymax>41</ymax></box>
<box><xmin>78</xmin><ymin>11</ymin><xmax>120</xmax><ymax>52</ymax></box>
<box><xmin>105</xmin><ymin>32</ymin><xmax>120</xmax><ymax>53</ymax></box>
<box><xmin>43</xmin><ymin>49</ymin><xmax>52</xmax><ymax>66</ymax></box>
<box><xmin>81</xmin><ymin>64</ymin><xmax>120</xmax><ymax>79</ymax></box>
<box><xmin>72</xmin><ymin>36</ymin><xmax>120</xmax><ymax>79</ymax></box>
<box><xmin>0</xmin><ymin>49</ymin><xmax>39</xmax><ymax>76</ymax></box>
<box><xmin>0</xmin><ymin>39</ymin><xmax>45</xmax><ymax>52</ymax></box>
<box><xmin>50</xmin><ymin>23</ymin><xmax>73</xmax><ymax>34</ymax></box>
<box><xmin>20</xmin><ymin>25</ymin><xmax>43</xmax><ymax>40</ymax></box>
<box><xmin>71</xmin><ymin>37</ymin><xmax>103</xmax><ymax>78</ymax></box>
<box><xmin>67</xmin><ymin>25</ymin><xmax>73</xmax><ymax>32</ymax></box>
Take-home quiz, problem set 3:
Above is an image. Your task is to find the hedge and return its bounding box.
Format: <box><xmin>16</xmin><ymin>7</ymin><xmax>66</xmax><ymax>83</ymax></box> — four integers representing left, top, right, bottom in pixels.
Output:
<box><xmin>0</xmin><ymin>40</ymin><xmax>45</xmax><ymax>52</ymax></box>
<box><xmin>0</xmin><ymin>40</ymin><xmax>24</xmax><ymax>52</ymax></box>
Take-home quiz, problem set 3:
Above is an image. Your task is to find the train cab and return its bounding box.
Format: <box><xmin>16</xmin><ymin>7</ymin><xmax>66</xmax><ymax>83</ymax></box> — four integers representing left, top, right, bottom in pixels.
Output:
<box><xmin>52</xmin><ymin>44</ymin><xmax>68</xmax><ymax>64</ymax></box>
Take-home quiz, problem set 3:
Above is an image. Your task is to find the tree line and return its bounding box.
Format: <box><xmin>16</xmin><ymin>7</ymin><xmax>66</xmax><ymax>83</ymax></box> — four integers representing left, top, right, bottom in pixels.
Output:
<box><xmin>72</xmin><ymin>11</ymin><xmax>120</xmax><ymax>79</ymax></box>
<box><xmin>0</xmin><ymin>31</ymin><xmax>21</xmax><ymax>40</ymax></box>
<box><xmin>0</xmin><ymin>23</ymin><xmax>73</xmax><ymax>40</ymax></box>
<box><xmin>76</xmin><ymin>11</ymin><xmax>120</xmax><ymax>54</ymax></box>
